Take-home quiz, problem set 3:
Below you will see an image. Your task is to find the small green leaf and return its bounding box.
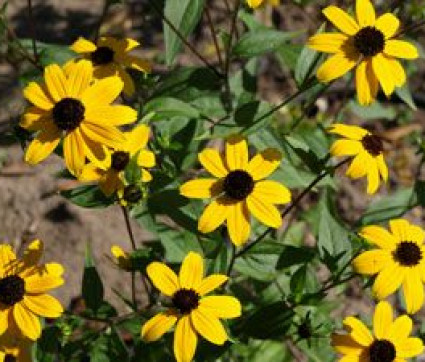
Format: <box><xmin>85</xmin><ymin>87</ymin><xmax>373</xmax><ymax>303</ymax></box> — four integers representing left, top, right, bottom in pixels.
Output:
<box><xmin>61</xmin><ymin>185</ymin><xmax>115</xmax><ymax>208</ymax></box>
<box><xmin>82</xmin><ymin>244</ymin><xmax>104</xmax><ymax>311</ymax></box>
<box><xmin>144</xmin><ymin>97</ymin><xmax>200</xmax><ymax>120</ymax></box>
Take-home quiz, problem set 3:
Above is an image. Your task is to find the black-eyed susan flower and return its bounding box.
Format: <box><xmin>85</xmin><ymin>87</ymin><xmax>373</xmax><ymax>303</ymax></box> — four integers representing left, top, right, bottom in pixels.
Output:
<box><xmin>246</xmin><ymin>0</ymin><xmax>279</xmax><ymax>9</ymax></box>
<box><xmin>141</xmin><ymin>252</ymin><xmax>241</xmax><ymax>362</ymax></box>
<box><xmin>180</xmin><ymin>136</ymin><xmax>291</xmax><ymax>246</ymax></box>
<box><xmin>353</xmin><ymin>219</ymin><xmax>425</xmax><ymax>314</ymax></box>
<box><xmin>21</xmin><ymin>60</ymin><xmax>136</xmax><ymax>176</ymax></box>
<box><xmin>0</xmin><ymin>240</ymin><xmax>64</xmax><ymax>341</ymax></box>
<box><xmin>110</xmin><ymin>245</ymin><xmax>132</xmax><ymax>271</ymax></box>
<box><xmin>329</xmin><ymin>124</ymin><xmax>388</xmax><ymax>195</ymax></box>
<box><xmin>70</xmin><ymin>37</ymin><xmax>151</xmax><ymax>96</ymax></box>
<box><xmin>0</xmin><ymin>330</ymin><xmax>32</xmax><ymax>362</ymax></box>
<box><xmin>308</xmin><ymin>0</ymin><xmax>418</xmax><ymax>105</ymax></box>
<box><xmin>332</xmin><ymin>301</ymin><xmax>423</xmax><ymax>361</ymax></box>
<box><xmin>79</xmin><ymin>124</ymin><xmax>155</xmax><ymax>196</ymax></box>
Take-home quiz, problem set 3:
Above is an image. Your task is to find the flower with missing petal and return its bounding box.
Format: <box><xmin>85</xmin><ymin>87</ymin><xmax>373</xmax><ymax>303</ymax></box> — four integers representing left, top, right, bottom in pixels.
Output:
<box><xmin>79</xmin><ymin>124</ymin><xmax>155</xmax><ymax>196</ymax></box>
<box><xmin>0</xmin><ymin>329</ymin><xmax>33</xmax><ymax>362</ymax></box>
<box><xmin>141</xmin><ymin>252</ymin><xmax>241</xmax><ymax>362</ymax></box>
<box><xmin>20</xmin><ymin>60</ymin><xmax>136</xmax><ymax>176</ymax></box>
<box><xmin>353</xmin><ymin>219</ymin><xmax>425</xmax><ymax>314</ymax></box>
<box><xmin>332</xmin><ymin>301</ymin><xmax>423</xmax><ymax>361</ymax></box>
<box><xmin>180</xmin><ymin>136</ymin><xmax>291</xmax><ymax>246</ymax></box>
<box><xmin>329</xmin><ymin>124</ymin><xmax>388</xmax><ymax>195</ymax></box>
<box><xmin>110</xmin><ymin>245</ymin><xmax>132</xmax><ymax>271</ymax></box>
<box><xmin>308</xmin><ymin>0</ymin><xmax>418</xmax><ymax>105</ymax></box>
<box><xmin>70</xmin><ymin>37</ymin><xmax>151</xmax><ymax>96</ymax></box>
<box><xmin>0</xmin><ymin>240</ymin><xmax>64</xmax><ymax>341</ymax></box>
<box><xmin>246</xmin><ymin>0</ymin><xmax>279</xmax><ymax>9</ymax></box>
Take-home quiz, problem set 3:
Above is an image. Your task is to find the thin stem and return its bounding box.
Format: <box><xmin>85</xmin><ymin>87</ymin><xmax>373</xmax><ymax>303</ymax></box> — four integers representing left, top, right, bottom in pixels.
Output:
<box><xmin>6</xmin><ymin>26</ymin><xmax>41</xmax><ymax>69</ymax></box>
<box><xmin>235</xmin><ymin>158</ymin><xmax>350</xmax><ymax>258</ymax></box>
<box><xmin>397</xmin><ymin>19</ymin><xmax>425</xmax><ymax>36</ymax></box>
<box><xmin>94</xmin><ymin>0</ymin><xmax>110</xmax><ymax>41</ymax></box>
<box><xmin>226</xmin><ymin>243</ymin><xmax>236</xmax><ymax>276</ymax></box>
<box><xmin>27</xmin><ymin>0</ymin><xmax>38</xmax><ymax>61</ymax></box>
<box><xmin>205</xmin><ymin>4</ymin><xmax>224</xmax><ymax>71</ymax></box>
<box><xmin>223</xmin><ymin>0</ymin><xmax>241</xmax><ymax>78</ymax></box>
<box><xmin>147</xmin><ymin>0</ymin><xmax>223</xmax><ymax>79</ymax></box>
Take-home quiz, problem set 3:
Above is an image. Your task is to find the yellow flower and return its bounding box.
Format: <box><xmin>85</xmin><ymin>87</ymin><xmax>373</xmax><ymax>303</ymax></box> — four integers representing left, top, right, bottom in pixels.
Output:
<box><xmin>332</xmin><ymin>301</ymin><xmax>423</xmax><ymax>361</ymax></box>
<box><xmin>308</xmin><ymin>0</ymin><xmax>418</xmax><ymax>105</ymax></box>
<box><xmin>246</xmin><ymin>0</ymin><xmax>280</xmax><ymax>9</ymax></box>
<box><xmin>21</xmin><ymin>60</ymin><xmax>136</xmax><ymax>176</ymax></box>
<box><xmin>141</xmin><ymin>252</ymin><xmax>241</xmax><ymax>362</ymax></box>
<box><xmin>180</xmin><ymin>136</ymin><xmax>291</xmax><ymax>246</ymax></box>
<box><xmin>70</xmin><ymin>37</ymin><xmax>151</xmax><ymax>96</ymax></box>
<box><xmin>329</xmin><ymin>124</ymin><xmax>388</xmax><ymax>195</ymax></box>
<box><xmin>0</xmin><ymin>240</ymin><xmax>64</xmax><ymax>341</ymax></box>
<box><xmin>0</xmin><ymin>329</ymin><xmax>33</xmax><ymax>362</ymax></box>
<box><xmin>79</xmin><ymin>124</ymin><xmax>155</xmax><ymax>196</ymax></box>
<box><xmin>353</xmin><ymin>219</ymin><xmax>425</xmax><ymax>314</ymax></box>
<box><xmin>111</xmin><ymin>245</ymin><xmax>132</xmax><ymax>271</ymax></box>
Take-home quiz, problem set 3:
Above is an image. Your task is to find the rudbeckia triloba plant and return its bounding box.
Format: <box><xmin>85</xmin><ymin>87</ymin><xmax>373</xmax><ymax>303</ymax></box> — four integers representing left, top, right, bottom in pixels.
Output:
<box><xmin>308</xmin><ymin>0</ymin><xmax>419</xmax><ymax>105</ymax></box>
<box><xmin>20</xmin><ymin>60</ymin><xmax>136</xmax><ymax>176</ymax></box>
<box><xmin>141</xmin><ymin>252</ymin><xmax>241</xmax><ymax>362</ymax></box>
<box><xmin>332</xmin><ymin>301</ymin><xmax>424</xmax><ymax>361</ymax></box>
<box><xmin>0</xmin><ymin>240</ymin><xmax>64</xmax><ymax>341</ymax></box>
<box><xmin>70</xmin><ymin>37</ymin><xmax>151</xmax><ymax>96</ymax></box>
<box><xmin>180</xmin><ymin>135</ymin><xmax>291</xmax><ymax>246</ymax></box>
<box><xmin>353</xmin><ymin>219</ymin><xmax>425</xmax><ymax>314</ymax></box>
<box><xmin>329</xmin><ymin>124</ymin><xmax>388</xmax><ymax>194</ymax></box>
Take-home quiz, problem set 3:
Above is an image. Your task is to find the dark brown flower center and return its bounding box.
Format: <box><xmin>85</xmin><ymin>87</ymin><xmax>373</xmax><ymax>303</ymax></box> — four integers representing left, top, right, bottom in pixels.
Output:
<box><xmin>52</xmin><ymin>98</ymin><xmax>85</xmax><ymax>131</ymax></box>
<box><xmin>111</xmin><ymin>151</ymin><xmax>130</xmax><ymax>172</ymax></box>
<box><xmin>361</xmin><ymin>134</ymin><xmax>383</xmax><ymax>157</ymax></box>
<box><xmin>0</xmin><ymin>275</ymin><xmax>25</xmax><ymax>306</ymax></box>
<box><xmin>5</xmin><ymin>355</ymin><xmax>17</xmax><ymax>362</ymax></box>
<box><xmin>123</xmin><ymin>185</ymin><xmax>143</xmax><ymax>204</ymax></box>
<box><xmin>354</xmin><ymin>26</ymin><xmax>385</xmax><ymax>57</ymax></box>
<box><xmin>223</xmin><ymin>170</ymin><xmax>254</xmax><ymax>200</ymax></box>
<box><xmin>172</xmin><ymin>288</ymin><xmax>199</xmax><ymax>314</ymax></box>
<box><xmin>91</xmin><ymin>46</ymin><xmax>114</xmax><ymax>65</ymax></box>
<box><xmin>369</xmin><ymin>339</ymin><xmax>396</xmax><ymax>362</ymax></box>
<box><xmin>393</xmin><ymin>241</ymin><xmax>422</xmax><ymax>266</ymax></box>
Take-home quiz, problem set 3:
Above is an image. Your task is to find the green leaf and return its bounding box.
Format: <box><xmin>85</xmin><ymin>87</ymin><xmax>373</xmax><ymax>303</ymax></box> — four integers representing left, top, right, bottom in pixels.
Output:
<box><xmin>164</xmin><ymin>0</ymin><xmax>205</xmax><ymax>64</ymax></box>
<box><xmin>61</xmin><ymin>185</ymin><xmax>115</xmax><ymax>208</ymax></box>
<box><xmin>290</xmin><ymin>265</ymin><xmax>307</xmax><ymax>300</ymax></box>
<box><xmin>276</xmin><ymin>245</ymin><xmax>315</xmax><ymax>269</ymax></box>
<box><xmin>82</xmin><ymin>243</ymin><xmax>104</xmax><ymax>311</ymax></box>
<box><xmin>233</xmin><ymin>29</ymin><xmax>302</xmax><ymax>58</ymax></box>
<box><xmin>144</xmin><ymin>97</ymin><xmax>200</xmax><ymax>120</ymax></box>
<box><xmin>395</xmin><ymin>84</ymin><xmax>417</xmax><ymax>110</ymax></box>
<box><xmin>348</xmin><ymin>100</ymin><xmax>396</xmax><ymax>120</ymax></box>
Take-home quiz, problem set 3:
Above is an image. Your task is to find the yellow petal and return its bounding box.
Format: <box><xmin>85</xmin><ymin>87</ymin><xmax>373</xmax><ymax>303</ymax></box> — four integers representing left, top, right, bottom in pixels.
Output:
<box><xmin>356</xmin><ymin>59</ymin><xmax>379</xmax><ymax>106</ymax></box>
<box><xmin>356</xmin><ymin>0</ymin><xmax>375</xmax><ymax>27</ymax></box>
<box><xmin>389</xmin><ymin>219</ymin><xmax>411</xmax><ymax>243</ymax></box>
<box><xmin>44</xmin><ymin>263</ymin><xmax>64</xmax><ymax>277</ymax></box>
<box><xmin>197</xmin><ymin>275</ymin><xmax>228</xmax><ymax>296</ymax></box>
<box><xmin>44</xmin><ymin>64</ymin><xmax>68</xmax><ymax>102</ymax></box>
<box><xmin>23</xmin><ymin>82</ymin><xmax>54</xmax><ymax>110</ymax></box>
<box><xmin>359</xmin><ymin>225</ymin><xmax>397</xmax><ymax>250</ymax></box>
<box><xmin>81</xmin><ymin>76</ymin><xmax>123</xmax><ymax>108</ymax></box>
<box><xmin>372</xmin><ymin>53</ymin><xmax>395</xmax><ymax>97</ymax></box>
<box><xmin>80</xmin><ymin>132</ymin><xmax>109</xmax><ymax>169</ymax></box>
<box><xmin>402</xmin><ymin>268</ymin><xmax>424</xmax><ymax>314</ymax></box>
<box><xmin>384</xmin><ymin>40</ymin><xmax>418</xmax><ymax>59</ymax></box>
<box><xmin>120</xmin><ymin>37</ymin><xmax>140</xmax><ymax>52</ymax></box>
<box><xmin>24</xmin><ymin>272</ymin><xmax>64</xmax><ymax>294</ymax></box>
<box><xmin>66</xmin><ymin>59</ymin><xmax>93</xmax><ymax>98</ymax></box>
<box><xmin>308</xmin><ymin>33</ymin><xmax>349</xmax><ymax>53</ymax></box>
<box><xmin>20</xmin><ymin>107</ymin><xmax>49</xmax><ymax>132</ymax></box>
<box><xmin>330</xmin><ymin>139</ymin><xmax>362</xmax><ymax>157</ymax></box>
<box><xmin>323</xmin><ymin>6</ymin><xmax>360</xmax><ymax>36</ymax></box>
<box><xmin>342</xmin><ymin>316</ymin><xmax>373</xmax><ymax>346</ymax></box>
<box><xmin>25</xmin><ymin>126</ymin><xmax>61</xmax><ymax>165</ymax></box>
<box><xmin>345</xmin><ymin>151</ymin><xmax>369</xmax><ymax>179</ymax></box>
<box><xmin>227</xmin><ymin>201</ymin><xmax>251</xmax><ymax>246</ymax></box>
<box><xmin>127</xmin><ymin>124</ymin><xmax>150</xmax><ymax>152</ymax></box>
<box><xmin>22</xmin><ymin>239</ymin><xmax>43</xmax><ymax>268</ymax></box>
<box><xmin>373</xmin><ymin>262</ymin><xmax>405</xmax><ymax>300</ymax></box>
<box><xmin>375</xmin><ymin>13</ymin><xmax>400</xmax><ymax>39</ymax></box>
<box><xmin>179</xmin><ymin>252</ymin><xmax>204</xmax><ymax>290</ymax></box>
<box><xmin>328</xmin><ymin>124</ymin><xmax>368</xmax><ymax>140</ymax></box>
<box><xmin>63</xmin><ymin>130</ymin><xmax>86</xmax><ymax>177</ymax></box>
<box><xmin>353</xmin><ymin>250</ymin><xmax>391</xmax><ymax>275</ymax></box>
<box><xmin>366</xmin><ymin>159</ymin><xmax>380</xmax><ymax>194</ymax></box>
<box><xmin>199</xmin><ymin>296</ymin><xmax>241</xmax><ymax>319</ymax></box>
<box><xmin>79</xmin><ymin>164</ymin><xmax>103</xmax><ymax>182</ymax></box>
<box><xmin>23</xmin><ymin>294</ymin><xmax>63</xmax><ymax>318</ymax></box>
<box><xmin>173</xmin><ymin>315</ymin><xmax>197</xmax><ymax>362</ymax></box>
<box><xmin>385</xmin><ymin>57</ymin><xmax>406</xmax><ymax>89</ymax></box>
<box><xmin>180</xmin><ymin>179</ymin><xmax>223</xmax><ymax>199</ymax></box>
<box><xmin>388</xmin><ymin>315</ymin><xmax>412</xmax><ymax>341</ymax></box>
<box><xmin>246</xmin><ymin>193</ymin><xmax>282</xmax><ymax>228</ymax></box>
<box><xmin>377</xmin><ymin>154</ymin><xmax>389</xmax><ymax>182</ymax></box>
<box><xmin>123</xmin><ymin>55</ymin><xmax>151</xmax><ymax>73</ymax></box>
<box><xmin>245</xmin><ymin>148</ymin><xmax>281</xmax><ymax>180</ymax></box>
<box><xmin>373</xmin><ymin>301</ymin><xmax>393</xmax><ymax>340</ymax></box>
<box><xmin>0</xmin><ymin>245</ymin><xmax>15</xmax><ymax>270</ymax></box>
<box><xmin>137</xmin><ymin>150</ymin><xmax>155</xmax><ymax>168</ymax></box>
<box><xmin>85</xmin><ymin>105</ymin><xmax>137</xmax><ymax>126</ymax></box>
<box><xmin>331</xmin><ymin>333</ymin><xmax>364</xmax><ymax>356</ymax></box>
<box><xmin>141</xmin><ymin>311</ymin><xmax>177</xmax><ymax>342</ymax></box>
<box><xmin>395</xmin><ymin>338</ymin><xmax>424</xmax><ymax>358</ymax></box>
<box><xmin>191</xmin><ymin>308</ymin><xmax>227</xmax><ymax>345</ymax></box>
<box><xmin>252</xmin><ymin>180</ymin><xmax>291</xmax><ymax>205</ymax></box>
<box><xmin>225</xmin><ymin>135</ymin><xmax>249</xmax><ymax>171</ymax></box>
<box><xmin>70</xmin><ymin>37</ymin><xmax>97</xmax><ymax>53</ymax></box>
<box><xmin>111</xmin><ymin>245</ymin><xmax>128</xmax><ymax>260</ymax></box>
<box><xmin>80</xmin><ymin>122</ymin><xmax>125</xmax><ymax>149</ymax></box>
<box><xmin>141</xmin><ymin>169</ymin><xmax>153</xmax><ymax>183</ymax></box>
<box><xmin>117</xmin><ymin>67</ymin><xmax>136</xmax><ymax>96</ymax></box>
<box><xmin>13</xmin><ymin>303</ymin><xmax>41</xmax><ymax>341</ymax></box>
<box><xmin>198</xmin><ymin>149</ymin><xmax>228</xmax><ymax>178</ymax></box>
<box><xmin>146</xmin><ymin>262</ymin><xmax>179</xmax><ymax>297</ymax></box>
<box><xmin>198</xmin><ymin>197</ymin><xmax>231</xmax><ymax>234</ymax></box>
<box><xmin>246</xmin><ymin>0</ymin><xmax>263</xmax><ymax>9</ymax></box>
<box><xmin>316</xmin><ymin>52</ymin><xmax>357</xmax><ymax>83</ymax></box>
